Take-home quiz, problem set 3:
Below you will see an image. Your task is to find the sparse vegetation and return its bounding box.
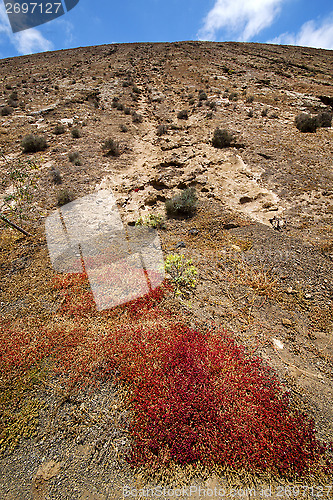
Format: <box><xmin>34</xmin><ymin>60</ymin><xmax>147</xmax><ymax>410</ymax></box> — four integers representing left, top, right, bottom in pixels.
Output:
<box><xmin>156</xmin><ymin>124</ymin><xmax>168</xmax><ymax>136</ymax></box>
<box><xmin>53</xmin><ymin>123</ymin><xmax>66</xmax><ymax>135</ymax></box>
<box><xmin>102</xmin><ymin>138</ymin><xmax>122</xmax><ymax>156</ymax></box>
<box><xmin>165</xmin><ymin>187</ymin><xmax>197</xmax><ymax>217</ymax></box>
<box><xmin>68</xmin><ymin>151</ymin><xmax>82</xmax><ymax>165</ymax></box>
<box><xmin>229</xmin><ymin>91</ymin><xmax>238</xmax><ymax>101</ymax></box>
<box><xmin>315</xmin><ymin>111</ymin><xmax>332</xmax><ymax>128</ymax></box>
<box><xmin>212</xmin><ymin>127</ymin><xmax>235</xmax><ymax>148</ymax></box>
<box><xmin>164</xmin><ymin>253</ymin><xmax>197</xmax><ymax>296</ymax></box>
<box><xmin>71</xmin><ymin>127</ymin><xmax>82</xmax><ymax>138</ymax></box>
<box><xmin>261</xmin><ymin>106</ymin><xmax>268</xmax><ymax>117</ymax></box>
<box><xmin>177</xmin><ymin>109</ymin><xmax>188</xmax><ymax>120</ymax></box>
<box><xmin>198</xmin><ymin>90</ymin><xmax>207</xmax><ymax>101</ymax></box>
<box><xmin>57</xmin><ymin>189</ymin><xmax>75</xmax><ymax>206</ymax></box>
<box><xmin>0</xmin><ymin>105</ymin><xmax>13</xmax><ymax>116</ymax></box>
<box><xmin>132</xmin><ymin>111</ymin><xmax>143</xmax><ymax>123</ymax></box>
<box><xmin>50</xmin><ymin>166</ymin><xmax>62</xmax><ymax>185</ymax></box>
<box><xmin>120</xmin><ymin>124</ymin><xmax>128</xmax><ymax>133</ymax></box>
<box><xmin>295</xmin><ymin>113</ymin><xmax>318</xmax><ymax>133</ymax></box>
<box><xmin>135</xmin><ymin>212</ymin><xmax>166</xmax><ymax>229</ymax></box>
<box><xmin>1</xmin><ymin>153</ymin><xmax>40</xmax><ymax>220</ymax></box>
<box><xmin>21</xmin><ymin>134</ymin><xmax>47</xmax><ymax>153</ymax></box>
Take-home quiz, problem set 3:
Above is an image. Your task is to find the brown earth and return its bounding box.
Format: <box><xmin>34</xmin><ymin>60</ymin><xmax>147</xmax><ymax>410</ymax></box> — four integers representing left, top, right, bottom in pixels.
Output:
<box><xmin>0</xmin><ymin>41</ymin><xmax>333</xmax><ymax>499</ymax></box>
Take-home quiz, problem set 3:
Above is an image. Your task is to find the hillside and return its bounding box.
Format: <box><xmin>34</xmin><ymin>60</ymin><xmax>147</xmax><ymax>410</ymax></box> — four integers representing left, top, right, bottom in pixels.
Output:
<box><xmin>0</xmin><ymin>41</ymin><xmax>332</xmax><ymax>499</ymax></box>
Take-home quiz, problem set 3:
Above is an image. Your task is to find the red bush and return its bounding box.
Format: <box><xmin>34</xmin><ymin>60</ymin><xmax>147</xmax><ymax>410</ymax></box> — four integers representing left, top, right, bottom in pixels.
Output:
<box><xmin>127</xmin><ymin>327</ymin><xmax>329</xmax><ymax>476</ymax></box>
<box><xmin>1</xmin><ymin>271</ymin><xmax>331</xmax><ymax>476</ymax></box>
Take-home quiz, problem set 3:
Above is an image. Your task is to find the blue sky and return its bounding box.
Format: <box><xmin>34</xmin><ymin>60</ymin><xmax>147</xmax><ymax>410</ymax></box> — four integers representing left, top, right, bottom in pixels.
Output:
<box><xmin>0</xmin><ymin>0</ymin><xmax>332</xmax><ymax>59</ymax></box>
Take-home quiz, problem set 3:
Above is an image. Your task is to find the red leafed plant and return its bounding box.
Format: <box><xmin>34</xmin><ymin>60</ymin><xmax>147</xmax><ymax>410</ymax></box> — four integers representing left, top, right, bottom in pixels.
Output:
<box><xmin>126</xmin><ymin>327</ymin><xmax>331</xmax><ymax>476</ymax></box>
<box><xmin>1</xmin><ymin>270</ymin><xmax>331</xmax><ymax>477</ymax></box>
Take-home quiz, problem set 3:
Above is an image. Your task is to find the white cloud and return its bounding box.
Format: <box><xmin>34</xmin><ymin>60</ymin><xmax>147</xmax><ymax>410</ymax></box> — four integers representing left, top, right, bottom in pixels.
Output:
<box><xmin>198</xmin><ymin>0</ymin><xmax>286</xmax><ymax>41</ymax></box>
<box><xmin>0</xmin><ymin>3</ymin><xmax>53</xmax><ymax>56</ymax></box>
<box><xmin>269</xmin><ymin>16</ymin><xmax>333</xmax><ymax>50</ymax></box>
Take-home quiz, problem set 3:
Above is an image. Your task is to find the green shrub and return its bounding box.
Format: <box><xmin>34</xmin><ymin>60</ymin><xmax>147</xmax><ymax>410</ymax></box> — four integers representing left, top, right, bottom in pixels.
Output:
<box><xmin>165</xmin><ymin>187</ymin><xmax>197</xmax><ymax>217</ymax></box>
<box><xmin>315</xmin><ymin>112</ymin><xmax>332</xmax><ymax>128</ymax></box>
<box><xmin>7</xmin><ymin>98</ymin><xmax>18</xmax><ymax>108</ymax></box>
<box><xmin>53</xmin><ymin>123</ymin><xmax>65</xmax><ymax>135</ymax></box>
<box><xmin>132</xmin><ymin>111</ymin><xmax>143</xmax><ymax>123</ymax></box>
<box><xmin>164</xmin><ymin>253</ymin><xmax>197</xmax><ymax>296</ymax></box>
<box><xmin>102</xmin><ymin>138</ymin><xmax>121</xmax><ymax>156</ymax></box>
<box><xmin>177</xmin><ymin>109</ymin><xmax>188</xmax><ymax>120</ymax></box>
<box><xmin>57</xmin><ymin>189</ymin><xmax>74</xmax><ymax>206</ymax></box>
<box><xmin>71</xmin><ymin>127</ymin><xmax>82</xmax><ymax>138</ymax></box>
<box><xmin>21</xmin><ymin>134</ymin><xmax>48</xmax><ymax>153</ymax></box>
<box><xmin>261</xmin><ymin>106</ymin><xmax>268</xmax><ymax>117</ymax></box>
<box><xmin>229</xmin><ymin>92</ymin><xmax>238</xmax><ymax>101</ymax></box>
<box><xmin>212</xmin><ymin>127</ymin><xmax>235</xmax><ymax>148</ymax></box>
<box><xmin>135</xmin><ymin>213</ymin><xmax>166</xmax><ymax>229</ymax></box>
<box><xmin>0</xmin><ymin>106</ymin><xmax>13</xmax><ymax>116</ymax></box>
<box><xmin>50</xmin><ymin>167</ymin><xmax>62</xmax><ymax>185</ymax></box>
<box><xmin>68</xmin><ymin>151</ymin><xmax>82</xmax><ymax>165</ymax></box>
<box><xmin>156</xmin><ymin>124</ymin><xmax>168</xmax><ymax>136</ymax></box>
<box><xmin>295</xmin><ymin>113</ymin><xmax>318</xmax><ymax>133</ymax></box>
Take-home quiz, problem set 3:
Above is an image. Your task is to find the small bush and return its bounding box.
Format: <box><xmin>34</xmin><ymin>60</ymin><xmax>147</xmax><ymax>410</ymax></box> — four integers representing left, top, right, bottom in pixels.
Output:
<box><xmin>132</xmin><ymin>85</ymin><xmax>141</xmax><ymax>94</ymax></box>
<box><xmin>132</xmin><ymin>112</ymin><xmax>143</xmax><ymax>123</ymax></box>
<box><xmin>261</xmin><ymin>106</ymin><xmax>268</xmax><ymax>117</ymax></box>
<box><xmin>57</xmin><ymin>189</ymin><xmax>74</xmax><ymax>206</ymax></box>
<box><xmin>116</xmin><ymin>102</ymin><xmax>124</xmax><ymax>111</ymax></box>
<box><xmin>229</xmin><ymin>92</ymin><xmax>238</xmax><ymax>101</ymax></box>
<box><xmin>315</xmin><ymin>111</ymin><xmax>332</xmax><ymax>128</ymax></box>
<box><xmin>135</xmin><ymin>213</ymin><xmax>166</xmax><ymax>229</ymax></box>
<box><xmin>247</xmin><ymin>109</ymin><xmax>254</xmax><ymax>118</ymax></box>
<box><xmin>295</xmin><ymin>113</ymin><xmax>318</xmax><ymax>133</ymax></box>
<box><xmin>102</xmin><ymin>138</ymin><xmax>121</xmax><ymax>156</ymax></box>
<box><xmin>177</xmin><ymin>109</ymin><xmax>188</xmax><ymax>120</ymax></box>
<box><xmin>156</xmin><ymin>124</ymin><xmax>168</xmax><ymax>136</ymax></box>
<box><xmin>7</xmin><ymin>99</ymin><xmax>18</xmax><ymax>108</ymax></box>
<box><xmin>165</xmin><ymin>187</ymin><xmax>197</xmax><ymax>217</ymax></box>
<box><xmin>0</xmin><ymin>106</ymin><xmax>13</xmax><ymax>116</ymax></box>
<box><xmin>246</xmin><ymin>95</ymin><xmax>254</xmax><ymax>103</ymax></box>
<box><xmin>189</xmin><ymin>98</ymin><xmax>195</xmax><ymax>106</ymax></box>
<box><xmin>68</xmin><ymin>151</ymin><xmax>82</xmax><ymax>165</ymax></box>
<box><xmin>212</xmin><ymin>127</ymin><xmax>235</xmax><ymax>148</ymax></box>
<box><xmin>9</xmin><ymin>91</ymin><xmax>18</xmax><ymax>101</ymax></box>
<box><xmin>21</xmin><ymin>134</ymin><xmax>47</xmax><ymax>153</ymax></box>
<box><xmin>198</xmin><ymin>91</ymin><xmax>207</xmax><ymax>101</ymax></box>
<box><xmin>50</xmin><ymin>167</ymin><xmax>62</xmax><ymax>185</ymax></box>
<box><xmin>124</xmin><ymin>107</ymin><xmax>131</xmax><ymax>115</ymax></box>
<box><xmin>71</xmin><ymin>127</ymin><xmax>82</xmax><ymax>138</ymax></box>
<box><xmin>164</xmin><ymin>254</ymin><xmax>197</xmax><ymax>296</ymax></box>
<box><xmin>120</xmin><ymin>124</ymin><xmax>128</xmax><ymax>133</ymax></box>
<box><xmin>53</xmin><ymin>123</ymin><xmax>66</xmax><ymax>135</ymax></box>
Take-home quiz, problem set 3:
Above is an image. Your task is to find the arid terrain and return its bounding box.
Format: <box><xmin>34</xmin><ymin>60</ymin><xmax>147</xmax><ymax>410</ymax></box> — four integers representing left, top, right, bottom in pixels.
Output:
<box><xmin>0</xmin><ymin>41</ymin><xmax>332</xmax><ymax>499</ymax></box>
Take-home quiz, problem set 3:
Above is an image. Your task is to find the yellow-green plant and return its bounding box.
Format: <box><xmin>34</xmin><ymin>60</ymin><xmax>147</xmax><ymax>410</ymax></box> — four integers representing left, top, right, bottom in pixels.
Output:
<box><xmin>1</xmin><ymin>151</ymin><xmax>40</xmax><ymax>221</ymax></box>
<box><xmin>164</xmin><ymin>253</ymin><xmax>197</xmax><ymax>296</ymax></box>
<box><xmin>135</xmin><ymin>213</ymin><xmax>166</xmax><ymax>229</ymax></box>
